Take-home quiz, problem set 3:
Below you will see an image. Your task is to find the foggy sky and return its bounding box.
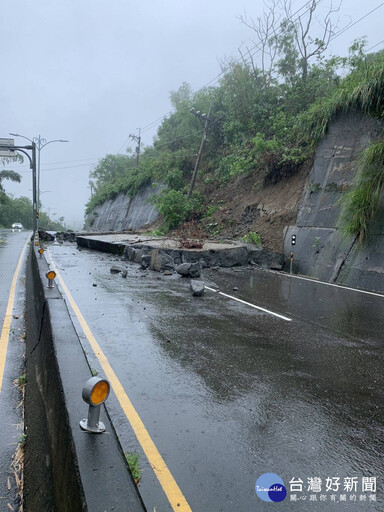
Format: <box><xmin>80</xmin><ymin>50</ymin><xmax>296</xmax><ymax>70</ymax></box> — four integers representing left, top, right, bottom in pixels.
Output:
<box><xmin>1</xmin><ymin>0</ymin><xmax>383</xmax><ymax>229</ymax></box>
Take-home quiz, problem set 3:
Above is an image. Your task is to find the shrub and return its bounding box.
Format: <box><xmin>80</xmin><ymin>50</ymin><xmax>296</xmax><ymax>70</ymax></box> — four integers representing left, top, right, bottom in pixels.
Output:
<box><xmin>241</xmin><ymin>232</ymin><xmax>261</xmax><ymax>246</ymax></box>
<box><xmin>151</xmin><ymin>190</ymin><xmax>204</xmax><ymax>229</ymax></box>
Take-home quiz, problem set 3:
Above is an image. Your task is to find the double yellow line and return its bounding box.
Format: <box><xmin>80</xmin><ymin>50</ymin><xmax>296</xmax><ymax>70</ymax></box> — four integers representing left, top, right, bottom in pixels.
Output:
<box><xmin>48</xmin><ymin>252</ymin><xmax>192</xmax><ymax>512</ymax></box>
<box><xmin>0</xmin><ymin>238</ymin><xmax>29</xmax><ymax>393</ymax></box>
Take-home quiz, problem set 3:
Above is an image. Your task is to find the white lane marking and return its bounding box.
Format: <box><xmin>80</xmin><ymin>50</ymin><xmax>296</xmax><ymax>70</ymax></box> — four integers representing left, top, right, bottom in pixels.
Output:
<box><xmin>283</xmin><ymin>272</ymin><xmax>384</xmax><ymax>299</ymax></box>
<box><xmin>205</xmin><ymin>286</ymin><xmax>292</xmax><ymax>322</ymax></box>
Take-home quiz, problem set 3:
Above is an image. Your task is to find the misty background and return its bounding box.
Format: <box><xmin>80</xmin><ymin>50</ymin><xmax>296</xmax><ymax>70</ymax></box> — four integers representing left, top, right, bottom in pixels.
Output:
<box><xmin>1</xmin><ymin>0</ymin><xmax>383</xmax><ymax>229</ymax></box>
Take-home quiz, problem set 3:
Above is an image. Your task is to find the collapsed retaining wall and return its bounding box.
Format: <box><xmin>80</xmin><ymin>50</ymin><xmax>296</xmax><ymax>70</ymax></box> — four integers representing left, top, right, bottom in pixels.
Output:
<box><xmin>77</xmin><ymin>233</ymin><xmax>285</xmax><ymax>272</ymax></box>
<box><xmin>283</xmin><ymin>112</ymin><xmax>384</xmax><ymax>293</ymax></box>
<box><xmin>24</xmin><ymin>245</ymin><xmax>146</xmax><ymax>512</ymax></box>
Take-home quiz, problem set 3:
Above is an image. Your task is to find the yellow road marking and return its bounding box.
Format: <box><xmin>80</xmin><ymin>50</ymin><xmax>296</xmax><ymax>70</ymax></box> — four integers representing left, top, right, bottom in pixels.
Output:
<box><xmin>0</xmin><ymin>237</ymin><xmax>29</xmax><ymax>393</ymax></box>
<box><xmin>48</xmin><ymin>252</ymin><xmax>192</xmax><ymax>512</ymax></box>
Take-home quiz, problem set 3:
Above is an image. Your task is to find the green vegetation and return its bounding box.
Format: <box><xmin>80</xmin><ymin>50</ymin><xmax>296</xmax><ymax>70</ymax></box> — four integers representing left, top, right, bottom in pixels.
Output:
<box><xmin>17</xmin><ymin>373</ymin><xmax>27</xmax><ymax>386</ymax></box>
<box><xmin>241</xmin><ymin>232</ymin><xmax>261</xmax><ymax>246</ymax></box>
<box><xmin>83</xmin><ymin>4</ymin><xmax>384</xmax><ymax>240</ymax></box>
<box><xmin>124</xmin><ymin>452</ymin><xmax>142</xmax><ymax>484</ymax></box>
<box><xmin>339</xmin><ymin>140</ymin><xmax>384</xmax><ymax>241</ymax></box>
<box><xmin>0</xmin><ymin>194</ymin><xmax>65</xmax><ymax>230</ymax></box>
<box><xmin>19</xmin><ymin>433</ymin><xmax>27</xmax><ymax>449</ymax></box>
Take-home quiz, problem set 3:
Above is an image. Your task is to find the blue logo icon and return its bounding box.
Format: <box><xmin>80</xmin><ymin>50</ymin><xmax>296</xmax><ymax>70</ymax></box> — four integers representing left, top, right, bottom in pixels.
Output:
<box><xmin>255</xmin><ymin>473</ymin><xmax>287</xmax><ymax>502</ymax></box>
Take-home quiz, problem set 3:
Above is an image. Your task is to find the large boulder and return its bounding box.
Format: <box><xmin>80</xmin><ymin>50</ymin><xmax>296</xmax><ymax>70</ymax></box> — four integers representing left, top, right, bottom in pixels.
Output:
<box><xmin>176</xmin><ymin>262</ymin><xmax>201</xmax><ymax>278</ymax></box>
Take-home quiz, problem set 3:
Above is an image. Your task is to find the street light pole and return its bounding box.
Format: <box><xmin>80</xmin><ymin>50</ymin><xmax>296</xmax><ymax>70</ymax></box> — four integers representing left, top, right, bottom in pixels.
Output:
<box><xmin>9</xmin><ymin>133</ymin><xmax>68</xmax><ymax>233</ymax></box>
<box><xmin>0</xmin><ymin>139</ymin><xmax>37</xmax><ymax>235</ymax></box>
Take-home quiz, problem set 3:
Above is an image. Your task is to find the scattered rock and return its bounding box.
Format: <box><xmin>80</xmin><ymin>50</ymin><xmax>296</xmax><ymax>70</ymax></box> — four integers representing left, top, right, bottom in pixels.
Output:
<box><xmin>121</xmin><ymin>270</ymin><xmax>128</xmax><ymax>278</ymax></box>
<box><xmin>110</xmin><ymin>265</ymin><xmax>122</xmax><ymax>274</ymax></box>
<box><xmin>123</xmin><ymin>246</ymin><xmax>138</xmax><ymax>261</ymax></box>
<box><xmin>163</xmin><ymin>270</ymin><xmax>173</xmax><ymax>276</ymax></box>
<box><xmin>190</xmin><ymin>281</ymin><xmax>205</xmax><ymax>297</ymax></box>
<box><xmin>189</xmin><ymin>262</ymin><xmax>201</xmax><ymax>278</ymax></box>
<box><xmin>141</xmin><ymin>254</ymin><xmax>151</xmax><ymax>269</ymax></box>
<box><xmin>199</xmin><ymin>258</ymin><xmax>207</xmax><ymax>269</ymax></box>
<box><xmin>55</xmin><ymin>231</ymin><xmax>76</xmax><ymax>242</ymax></box>
<box><xmin>176</xmin><ymin>263</ymin><xmax>191</xmax><ymax>276</ymax></box>
<box><xmin>233</xmin><ymin>286</ymin><xmax>239</xmax><ymax>291</ymax></box>
<box><xmin>176</xmin><ymin>262</ymin><xmax>201</xmax><ymax>278</ymax></box>
<box><xmin>39</xmin><ymin>230</ymin><xmax>55</xmax><ymax>241</ymax></box>
<box><xmin>93</xmin><ymin>283</ymin><xmax>97</xmax><ymax>287</ymax></box>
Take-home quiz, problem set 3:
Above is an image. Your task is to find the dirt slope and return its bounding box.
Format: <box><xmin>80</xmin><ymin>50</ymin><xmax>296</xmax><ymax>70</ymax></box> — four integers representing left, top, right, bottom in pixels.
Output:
<box><xmin>199</xmin><ymin>163</ymin><xmax>310</xmax><ymax>253</ymax></box>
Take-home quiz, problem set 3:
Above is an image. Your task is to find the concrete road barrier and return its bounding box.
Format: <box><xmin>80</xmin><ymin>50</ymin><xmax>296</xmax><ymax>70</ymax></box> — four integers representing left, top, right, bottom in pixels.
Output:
<box><xmin>24</xmin><ymin>245</ymin><xmax>146</xmax><ymax>512</ymax></box>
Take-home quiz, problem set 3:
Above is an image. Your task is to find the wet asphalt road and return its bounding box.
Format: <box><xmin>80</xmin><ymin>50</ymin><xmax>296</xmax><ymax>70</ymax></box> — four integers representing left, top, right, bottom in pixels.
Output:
<box><xmin>0</xmin><ymin>230</ymin><xmax>28</xmax><ymax>509</ymax></box>
<box><xmin>48</xmin><ymin>242</ymin><xmax>384</xmax><ymax>511</ymax></box>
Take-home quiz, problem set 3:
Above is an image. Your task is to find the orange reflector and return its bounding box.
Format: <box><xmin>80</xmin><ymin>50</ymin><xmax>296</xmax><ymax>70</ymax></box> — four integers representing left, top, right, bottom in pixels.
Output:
<box><xmin>90</xmin><ymin>380</ymin><xmax>110</xmax><ymax>405</ymax></box>
<box><xmin>46</xmin><ymin>270</ymin><xmax>56</xmax><ymax>280</ymax></box>
<box><xmin>39</xmin><ymin>248</ymin><xmax>44</xmax><ymax>254</ymax></box>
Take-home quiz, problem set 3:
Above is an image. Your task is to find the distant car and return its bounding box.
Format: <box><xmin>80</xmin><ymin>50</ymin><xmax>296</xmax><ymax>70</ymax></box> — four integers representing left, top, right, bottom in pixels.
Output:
<box><xmin>12</xmin><ymin>223</ymin><xmax>23</xmax><ymax>232</ymax></box>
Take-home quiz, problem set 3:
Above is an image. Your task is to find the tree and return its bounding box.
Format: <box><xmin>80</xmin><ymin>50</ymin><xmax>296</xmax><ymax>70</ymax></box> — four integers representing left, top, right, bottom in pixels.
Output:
<box><xmin>0</xmin><ymin>154</ymin><xmax>23</xmax><ymax>204</ymax></box>
<box><xmin>239</xmin><ymin>0</ymin><xmax>281</xmax><ymax>88</ymax></box>
<box><xmin>0</xmin><ymin>196</ymin><xmax>32</xmax><ymax>228</ymax></box>
<box><xmin>90</xmin><ymin>154</ymin><xmax>134</xmax><ymax>190</ymax></box>
<box><xmin>241</xmin><ymin>0</ymin><xmax>341</xmax><ymax>83</ymax></box>
<box><xmin>0</xmin><ymin>170</ymin><xmax>21</xmax><ymax>204</ymax></box>
<box><xmin>280</xmin><ymin>0</ymin><xmax>340</xmax><ymax>81</ymax></box>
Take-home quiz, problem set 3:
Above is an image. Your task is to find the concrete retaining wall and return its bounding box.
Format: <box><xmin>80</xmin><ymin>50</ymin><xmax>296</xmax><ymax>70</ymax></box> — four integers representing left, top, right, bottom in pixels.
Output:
<box><xmin>283</xmin><ymin>112</ymin><xmax>384</xmax><ymax>293</ymax></box>
<box><xmin>84</xmin><ymin>184</ymin><xmax>161</xmax><ymax>232</ymax></box>
<box><xmin>24</xmin><ymin>246</ymin><xmax>146</xmax><ymax>512</ymax></box>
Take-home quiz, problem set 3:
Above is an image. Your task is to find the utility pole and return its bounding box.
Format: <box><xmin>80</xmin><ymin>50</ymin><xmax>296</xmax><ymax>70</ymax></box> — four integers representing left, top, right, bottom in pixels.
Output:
<box><xmin>187</xmin><ymin>103</ymin><xmax>212</xmax><ymax>199</ymax></box>
<box><xmin>129</xmin><ymin>129</ymin><xmax>141</xmax><ymax>168</ymax></box>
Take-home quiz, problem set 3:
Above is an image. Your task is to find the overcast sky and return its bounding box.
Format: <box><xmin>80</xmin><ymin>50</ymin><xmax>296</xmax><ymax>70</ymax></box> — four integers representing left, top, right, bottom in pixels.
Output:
<box><xmin>1</xmin><ymin>0</ymin><xmax>383</xmax><ymax>229</ymax></box>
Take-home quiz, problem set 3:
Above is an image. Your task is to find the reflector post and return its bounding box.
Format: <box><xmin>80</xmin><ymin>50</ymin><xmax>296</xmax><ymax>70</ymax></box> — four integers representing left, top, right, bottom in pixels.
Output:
<box><xmin>80</xmin><ymin>376</ymin><xmax>110</xmax><ymax>434</ymax></box>
<box><xmin>46</xmin><ymin>270</ymin><xmax>56</xmax><ymax>288</ymax></box>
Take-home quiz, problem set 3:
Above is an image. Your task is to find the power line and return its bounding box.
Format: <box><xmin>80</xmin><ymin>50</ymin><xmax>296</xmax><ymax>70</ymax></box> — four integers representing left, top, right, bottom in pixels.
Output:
<box><xmin>13</xmin><ymin>161</ymin><xmax>100</xmax><ymax>174</ymax></box>
<box><xmin>202</xmin><ymin>0</ymin><xmax>314</xmax><ymax>89</ymax></box>
<box><xmin>367</xmin><ymin>39</ymin><xmax>384</xmax><ymax>52</ymax></box>
<box><xmin>117</xmin><ymin>0</ymin><xmax>333</xmax><ymax>142</ymax></box>
<box><xmin>329</xmin><ymin>2</ymin><xmax>384</xmax><ymax>43</ymax></box>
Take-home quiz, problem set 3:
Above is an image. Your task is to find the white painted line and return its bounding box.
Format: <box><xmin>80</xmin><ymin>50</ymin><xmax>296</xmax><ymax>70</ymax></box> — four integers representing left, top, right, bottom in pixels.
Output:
<box><xmin>205</xmin><ymin>286</ymin><xmax>292</xmax><ymax>322</ymax></box>
<box><xmin>283</xmin><ymin>272</ymin><xmax>384</xmax><ymax>299</ymax></box>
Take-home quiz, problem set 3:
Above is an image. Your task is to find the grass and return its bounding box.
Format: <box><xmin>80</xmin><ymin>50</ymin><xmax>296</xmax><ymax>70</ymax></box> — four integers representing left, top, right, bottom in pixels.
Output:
<box><xmin>125</xmin><ymin>452</ymin><xmax>142</xmax><ymax>485</ymax></box>
<box><xmin>300</xmin><ymin>53</ymin><xmax>384</xmax><ymax>147</ymax></box>
<box><xmin>18</xmin><ymin>433</ymin><xmax>27</xmax><ymax>449</ymax></box>
<box><xmin>241</xmin><ymin>232</ymin><xmax>261</xmax><ymax>246</ymax></box>
<box><xmin>338</xmin><ymin>140</ymin><xmax>384</xmax><ymax>241</ymax></box>
<box><xmin>16</xmin><ymin>373</ymin><xmax>27</xmax><ymax>386</ymax></box>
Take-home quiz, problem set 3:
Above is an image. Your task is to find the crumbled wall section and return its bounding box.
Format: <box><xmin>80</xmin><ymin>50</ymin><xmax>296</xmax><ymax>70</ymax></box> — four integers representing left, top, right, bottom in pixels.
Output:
<box><xmin>84</xmin><ymin>184</ymin><xmax>161</xmax><ymax>231</ymax></box>
<box><xmin>283</xmin><ymin>112</ymin><xmax>384</xmax><ymax>293</ymax></box>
